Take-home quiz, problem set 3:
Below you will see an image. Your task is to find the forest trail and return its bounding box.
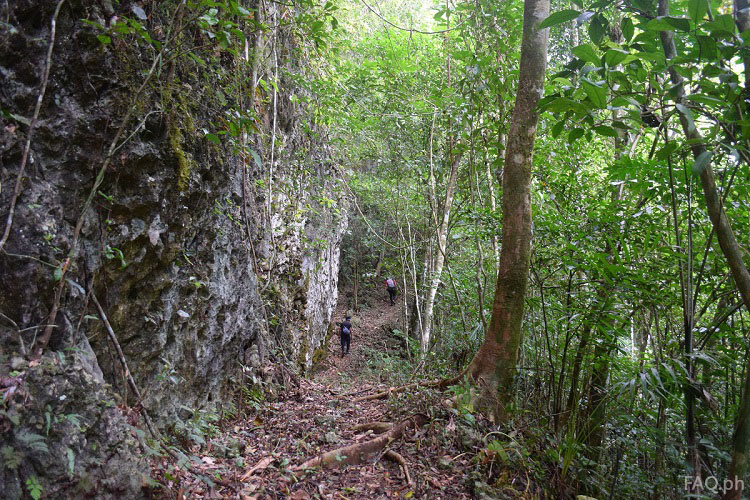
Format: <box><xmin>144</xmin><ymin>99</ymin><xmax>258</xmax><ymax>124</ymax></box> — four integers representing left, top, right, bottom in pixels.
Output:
<box><xmin>151</xmin><ymin>284</ymin><xmax>475</xmax><ymax>499</ymax></box>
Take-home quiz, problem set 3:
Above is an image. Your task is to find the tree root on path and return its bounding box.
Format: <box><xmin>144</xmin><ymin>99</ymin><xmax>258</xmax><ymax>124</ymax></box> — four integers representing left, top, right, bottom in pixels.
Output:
<box><xmin>349</xmin><ymin>365</ymin><xmax>472</xmax><ymax>404</ymax></box>
<box><xmin>351</xmin><ymin>383</ymin><xmax>424</xmax><ymax>403</ymax></box>
<box><xmin>296</xmin><ymin>414</ymin><xmax>428</xmax><ymax>470</ymax></box>
<box><xmin>383</xmin><ymin>449</ymin><xmax>412</xmax><ymax>486</ymax></box>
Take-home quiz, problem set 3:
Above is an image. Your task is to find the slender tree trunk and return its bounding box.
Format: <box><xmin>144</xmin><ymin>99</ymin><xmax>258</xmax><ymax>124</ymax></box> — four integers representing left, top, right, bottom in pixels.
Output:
<box><xmin>445</xmin><ymin>261</ymin><xmax>468</xmax><ymax>333</ymax></box>
<box><xmin>374</xmin><ymin>244</ymin><xmax>386</xmax><ymax>277</ymax></box>
<box><xmin>421</xmin><ymin>3</ymin><xmax>460</xmax><ymax>351</ymax></box>
<box><xmin>353</xmin><ymin>255</ymin><xmax>359</xmax><ymax>312</ymax></box>
<box><xmin>483</xmin><ymin>131</ymin><xmax>501</xmax><ymax>278</ymax></box>
<box><xmin>561</xmin><ymin>321</ymin><xmax>591</xmax><ymax>431</ymax></box>
<box><xmin>464</xmin><ymin>0</ymin><xmax>549</xmax><ymax>421</ymax></box>
<box><xmin>421</xmin><ymin>154</ymin><xmax>460</xmax><ymax>351</ymax></box>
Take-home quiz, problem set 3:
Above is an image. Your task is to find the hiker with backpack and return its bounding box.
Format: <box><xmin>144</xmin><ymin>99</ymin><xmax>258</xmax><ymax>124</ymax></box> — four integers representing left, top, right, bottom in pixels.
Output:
<box><xmin>385</xmin><ymin>277</ymin><xmax>397</xmax><ymax>305</ymax></box>
<box><xmin>339</xmin><ymin>315</ymin><xmax>352</xmax><ymax>357</ymax></box>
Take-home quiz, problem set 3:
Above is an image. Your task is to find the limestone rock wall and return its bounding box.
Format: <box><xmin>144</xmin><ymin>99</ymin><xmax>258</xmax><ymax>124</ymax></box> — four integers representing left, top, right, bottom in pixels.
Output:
<box><xmin>0</xmin><ymin>0</ymin><xmax>345</xmax><ymax>495</ymax></box>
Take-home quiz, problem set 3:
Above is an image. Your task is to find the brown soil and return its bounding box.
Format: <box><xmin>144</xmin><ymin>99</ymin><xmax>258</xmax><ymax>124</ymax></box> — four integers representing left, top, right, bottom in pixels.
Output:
<box><xmin>149</xmin><ymin>284</ymin><xmax>476</xmax><ymax>499</ymax></box>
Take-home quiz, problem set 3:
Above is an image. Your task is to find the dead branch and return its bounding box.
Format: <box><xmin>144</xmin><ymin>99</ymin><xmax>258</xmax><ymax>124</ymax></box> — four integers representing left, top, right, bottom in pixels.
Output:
<box><xmin>352</xmin><ymin>422</ymin><xmax>393</xmax><ymax>434</ymax></box>
<box><xmin>296</xmin><ymin>414</ymin><xmax>428</xmax><ymax>470</ymax></box>
<box><xmin>90</xmin><ymin>290</ymin><xmax>158</xmax><ymax>439</ymax></box>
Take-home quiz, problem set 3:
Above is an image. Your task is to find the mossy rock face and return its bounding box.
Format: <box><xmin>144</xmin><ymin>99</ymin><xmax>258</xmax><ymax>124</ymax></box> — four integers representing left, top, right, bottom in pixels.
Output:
<box><xmin>1</xmin><ymin>343</ymin><xmax>148</xmax><ymax>499</ymax></box>
<box><xmin>169</xmin><ymin>125</ymin><xmax>192</xmax><ymax>192</ymax></box>
<box><xmin>0</xmin><ymin>0</ymin><xmax>348</xmax><ymax>493</ymax></box>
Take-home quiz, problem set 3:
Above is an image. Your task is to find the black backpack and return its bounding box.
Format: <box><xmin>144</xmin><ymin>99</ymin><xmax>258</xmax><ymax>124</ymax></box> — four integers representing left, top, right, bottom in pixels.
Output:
<box><xmin>341</xmin><ymin>322</ymin><xmax>351</xmax><ymax>335</ymax></box>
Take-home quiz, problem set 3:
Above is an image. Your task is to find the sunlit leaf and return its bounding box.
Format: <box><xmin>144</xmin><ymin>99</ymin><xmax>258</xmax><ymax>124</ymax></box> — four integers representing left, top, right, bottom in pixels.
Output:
<box><xmin>539</xmin><ymin>9</ymin><xmax>581</xmax><ymax>29</ymax></box>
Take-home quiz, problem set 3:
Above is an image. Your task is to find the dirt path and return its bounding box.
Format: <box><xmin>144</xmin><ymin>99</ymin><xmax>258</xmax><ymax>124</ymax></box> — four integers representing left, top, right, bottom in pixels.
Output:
<box><xmin>151</xmin><ymin>286</ymin><xmax>475</xmax><ymax>499</ymax></box>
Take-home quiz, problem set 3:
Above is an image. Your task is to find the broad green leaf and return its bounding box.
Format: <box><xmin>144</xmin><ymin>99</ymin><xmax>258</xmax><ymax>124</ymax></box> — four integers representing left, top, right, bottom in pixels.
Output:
<box><xmin>594</xmin><ymin>125</ymin><xmax>618</xmax><ymax>137</ymax></box>
<box><xmin>589</xmin><ymin>14</ymin><xmax>608</xmax><ymax>45</ymax></box>
<box><xmin>655</xmin><ymin>141</ymin><xmax>678</xmax><ymax>160</ymax></box>
<box><xmin>604</xmin><ymin>49</ymin><xmax>633</xmax><ymax>67</ymax></box>
<box><xmin>665</xmin><ymin>17</ymin><xmax>690</xmax><ymax>32</ymax></box>
<box><xmin>697</xmin><ymin>36</ymin><xmax>718</xmax><ymax>60</ymax></box>
<box><xmin>645</xmin><ymin>17</ymin><xmax>677</xmax><ymax>31</ymax></box>
<box><xmin>539</xmin><ymin>9</ymin><xmax>581</xmax><ymax>29</ymax></box>
<box><xmin>552</xmin><ymin>119</ymin><xmax>566</xmax><ymax>138</ymax></box>
<box><xmin>543</xmin><ymin>97</ymin><xmax>587</xmax><ymax>114</ymax></box>
<box><xmin>612</xmin><ymin>120</ymin><xmax>631</xmax><ymax>130</ymax></box>
<box><xmin>675</xmin><ymin>103</ymin><xmax>697</xmax><ymax>134</ymax></box>
<box><xmin>582</xmin><ymin>79</ymin><xmax>608</xmax><ymax>108</ymax></box>
<box><xmin>249</xmin><ymin>149</ymin><xmax>263</xmax><ymax>169</ymax></box>
<box><xmin>685</xmin><ymin>93</ymin><xmax>724</xmax><ymax>107</ymax></box>
<box><xmin>568</xmin><ymin>128</ymin><xmax>585</xmax><ymax>143</ymax></box>
<box><xmin>692</xmin><ymin>150</ymin><xmax>712</xmax><ymax>175</ymax></box>
<box><xmin>622</xmin><ymin>17</ymin><xmax>634</xmax><ymax>42</ymax></box>
<box><xmin>706</xmin><ymin>14</ymin><xmax>735</xmax><ymax>35</ymax></box>
<box><xmin>572</xmin><ymin>44</ymin><xmax>600</xmax><ymax>65</ymax></box>
<box><xmin>688</xmin><ymin>0</ymin><xmax>708</xmax><ymax>24</ymax></box>
<box><xmin>66</xmin><ymin>448</ymin><xmax>75</xmax><ymax>478</ymax></box>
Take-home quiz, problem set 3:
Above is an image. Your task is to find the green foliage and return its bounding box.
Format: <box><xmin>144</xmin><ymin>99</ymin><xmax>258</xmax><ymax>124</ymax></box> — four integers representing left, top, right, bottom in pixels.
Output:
<box><xmin>1</xmin><ymin>445</ymin><xmax>21</xmax><ymax>470</ymax></box>
<box><xmin>25</xmin><ymin>476</ymin><xmax>43</xmax><ymax>500</ymax></box>
<box><xmin>17</xmin><ymin>431</ymin><xmax>48</xmax><ymax>454</ymax></box>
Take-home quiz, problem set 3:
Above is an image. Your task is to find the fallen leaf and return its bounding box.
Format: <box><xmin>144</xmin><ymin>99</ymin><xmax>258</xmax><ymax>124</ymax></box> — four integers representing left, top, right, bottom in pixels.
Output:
<box><xmin>446</xmin><ymin>418</ymin><xmax>456</xmax><ymax>433</ymax></box>
<box><xmin>240</xmin><ymin>456</ymin><xmax>274</xmax><ymax>480</ymax></box>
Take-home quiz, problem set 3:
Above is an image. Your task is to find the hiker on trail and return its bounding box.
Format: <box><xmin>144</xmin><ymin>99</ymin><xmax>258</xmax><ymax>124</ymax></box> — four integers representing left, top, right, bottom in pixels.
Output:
<box><xmin>385</xmin><ymin>277</ymin><xmax>397</xmax><ymax>305</ymax></box>
<box><xmin>339</xmin><ymin>315</ymin><xmax>352</xmax><ymax>357</ymax></box>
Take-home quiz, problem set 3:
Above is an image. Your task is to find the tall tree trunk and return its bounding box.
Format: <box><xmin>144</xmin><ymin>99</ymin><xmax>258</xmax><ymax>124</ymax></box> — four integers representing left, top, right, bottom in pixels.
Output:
<box><xmin>374</xmin><ymin>244</ymin><xmax>386</xmax><ymax>277</ymax></box>
<box><xmin>464</xmin><ymin>0</ymin><xmax>549</xmax><ymax>421</ymax></box>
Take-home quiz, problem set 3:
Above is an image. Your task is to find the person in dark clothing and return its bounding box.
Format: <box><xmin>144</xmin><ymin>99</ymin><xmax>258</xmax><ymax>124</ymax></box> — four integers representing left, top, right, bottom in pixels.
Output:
<box><xmin>385</xmin><ymin>277</ymin><xmax>397</xmax><ymax>305</ymax></box>
<box><xmin>340</xmin><ymin>315</ymin><xmax>352</xmax><ymax>357</ymax></box>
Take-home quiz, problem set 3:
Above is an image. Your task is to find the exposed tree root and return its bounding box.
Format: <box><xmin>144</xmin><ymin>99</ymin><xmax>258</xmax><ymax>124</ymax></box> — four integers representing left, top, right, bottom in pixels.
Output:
<box><xmin>352</xmin><ymin>422</ymin><xmax>393</xmax><ymax>434</ymax></box>
<box><xmin>384</xmin><ymin>450</ymin><xmax>412</xmax><ymax>486</ymax></box>
<box><xmin>296</xmin><ymin>414</ymin><xmax>428</xmax><ymax>470</ymax></box>
<box><xmin>349</xmin><ymin>366</ymin><xmax>470</xmax><ymax>403</ymax></box>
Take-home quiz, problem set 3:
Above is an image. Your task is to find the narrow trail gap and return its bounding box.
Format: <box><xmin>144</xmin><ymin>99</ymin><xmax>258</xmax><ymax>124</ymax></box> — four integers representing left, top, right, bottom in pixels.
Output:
<box><xmin>154</xmin><ymin>284</ymin><xmax>475</xmax><ymax>499</ymax></box>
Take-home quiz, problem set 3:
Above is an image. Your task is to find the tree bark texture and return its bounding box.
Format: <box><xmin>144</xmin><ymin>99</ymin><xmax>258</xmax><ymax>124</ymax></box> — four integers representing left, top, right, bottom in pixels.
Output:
<box><xmin>465</xmin><ymin>0</ymin><xmax>549</xmax><ymax>421</ymax></box>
